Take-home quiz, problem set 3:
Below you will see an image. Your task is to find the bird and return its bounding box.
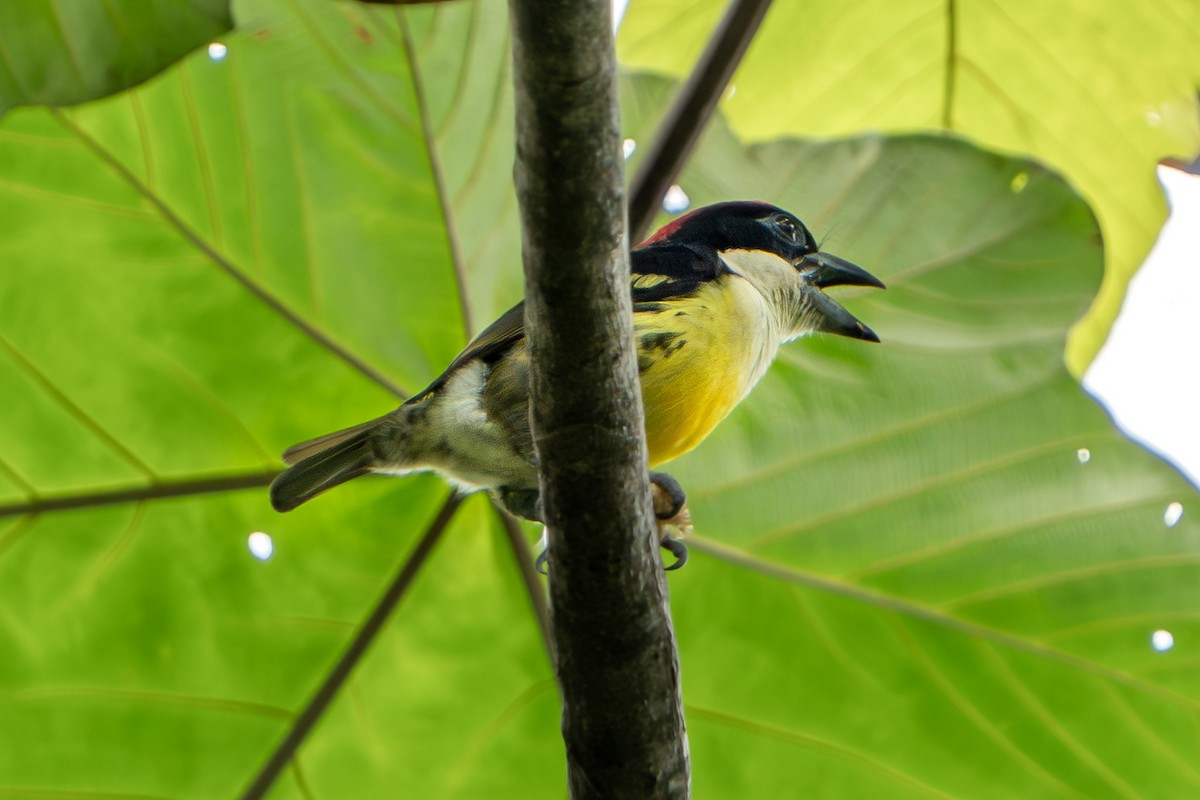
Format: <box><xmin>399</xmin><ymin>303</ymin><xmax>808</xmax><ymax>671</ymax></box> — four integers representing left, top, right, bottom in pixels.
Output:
<box><xmin>270</xmin><ymin>201</ymin><xmax>884</xmax><ymax>568</ymax></box>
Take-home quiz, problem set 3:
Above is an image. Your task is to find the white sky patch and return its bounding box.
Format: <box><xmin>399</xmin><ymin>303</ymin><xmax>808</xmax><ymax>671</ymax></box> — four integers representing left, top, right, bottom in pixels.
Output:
<box><xmin>663</xmin><ymin>184</ymin><xmax>690</xmax><ymax>213</ymax></box>
<box><xmin>247</xmin><ymin>531</ymin><xmax>274</xmax><ymax>561</ymax></box>
<box><xmin>611</xmin><ymin>0</ymin><xmax>630</xmax><ymax>31</ymax></box>
<box><xmin>1151</xmin><ymin>629</ymin><xmax>1175</xmax><ymax>652</ymax></box>
<box><xmin>207</xmin><ymin>42</ymin><xmax>228</xmax><ymax>62</ymax></box>
<box><xmin>1085</xmin><ymin>167</ymin><xmax>1200</xmax><ymax>489</ymax></box>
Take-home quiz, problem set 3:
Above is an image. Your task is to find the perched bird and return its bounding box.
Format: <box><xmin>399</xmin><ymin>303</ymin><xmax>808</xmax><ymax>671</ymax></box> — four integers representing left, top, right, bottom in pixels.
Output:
<box><xmin>270</xmin><ymin>201</ymin><xmax>884</xmax><ymax>567</ymax></box>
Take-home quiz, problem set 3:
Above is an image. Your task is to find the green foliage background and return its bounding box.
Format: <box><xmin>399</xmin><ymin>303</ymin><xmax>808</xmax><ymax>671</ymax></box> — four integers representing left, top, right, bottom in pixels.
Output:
<box><xmin>620</xmin><ymin>0</ymin><xmax>1200</xmax><ymax>375</ymax></box>
<box><xmin>0</xmin><ymin>0</ymin><xmax>1197</xmax><ymax>797</ymax></box>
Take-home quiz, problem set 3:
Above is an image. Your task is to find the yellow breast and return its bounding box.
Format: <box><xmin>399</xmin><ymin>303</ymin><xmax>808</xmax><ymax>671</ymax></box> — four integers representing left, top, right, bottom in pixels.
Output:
<box><xmin>635</xmin><ymin>278</ymin><xmax>779</xmax><ymax>466</ymax></box>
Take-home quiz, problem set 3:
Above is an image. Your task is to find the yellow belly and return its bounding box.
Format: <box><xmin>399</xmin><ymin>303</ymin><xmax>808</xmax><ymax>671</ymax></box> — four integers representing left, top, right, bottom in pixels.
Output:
<box><xmin>635</xmin><ymin>280</ymin><xmax>777</xmax><ymax>466</ymax></box>
<box><xmin>642</xmin><ymin>358</ymin><xmax>742</xmax><ymax>465</ymax></box>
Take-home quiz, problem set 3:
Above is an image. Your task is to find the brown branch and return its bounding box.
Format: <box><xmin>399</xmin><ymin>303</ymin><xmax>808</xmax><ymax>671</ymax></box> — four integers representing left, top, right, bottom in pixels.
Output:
<box><xmin>627</xmin><ymin>0</ymin><xmax>774</xmax><ymax>243</ymax></box>
<box><xmin>0</xmin><ymin>471</ymin><xmax>280</xmax><ymax>520</ymax></box>
<box><xmin>496</xmin><ymin>507</ymin><xmax>555</xmax><ymax>660</ymax></box>
<box><xmin>239</xmin><ymin>492</ymin><xmax>463</xmax><ymax>800</ymax></box>
<box><xmin>507</xmin><ymin>0</ymin><xmax>689</xmax><ymax>797</ymax></box>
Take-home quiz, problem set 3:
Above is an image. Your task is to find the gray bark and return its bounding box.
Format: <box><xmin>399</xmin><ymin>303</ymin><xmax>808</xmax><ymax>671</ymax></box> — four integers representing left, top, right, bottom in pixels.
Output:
<box><xmin>507</xmin><ymin>0</ymin><xmax>690</xmax><ymax>796</ymax></box>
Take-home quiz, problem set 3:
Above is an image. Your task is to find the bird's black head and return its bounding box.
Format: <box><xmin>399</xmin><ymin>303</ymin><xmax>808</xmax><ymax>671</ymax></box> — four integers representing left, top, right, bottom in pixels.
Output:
<box><xmin>639</xmin><ymin>201</ymin><xmax>819</xmax><ymax>263</ymax></box>
<box><xmin>641</xmin><ymin>201</ymin><xmax>886</xmax><ymax>343</ymax></box>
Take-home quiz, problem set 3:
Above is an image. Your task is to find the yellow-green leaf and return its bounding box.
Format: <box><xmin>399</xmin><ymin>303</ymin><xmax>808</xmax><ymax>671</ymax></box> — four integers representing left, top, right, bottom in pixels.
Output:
<box><xmin>619</xmin><ymin>0</ymin><xmax>1200</xmax><ymax>374</ymax></box>
<box><xmin>0</xmin><ymin>1</ymin><xmax>1196</xmax><ymax>797</ymax></box>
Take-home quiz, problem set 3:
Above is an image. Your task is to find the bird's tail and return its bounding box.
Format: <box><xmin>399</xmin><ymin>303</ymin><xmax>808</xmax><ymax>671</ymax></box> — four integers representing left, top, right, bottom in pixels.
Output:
<box><xmin>270</xmin><ymin>415</ymin><xmax>399</xmax><ymax>512</ymax></box>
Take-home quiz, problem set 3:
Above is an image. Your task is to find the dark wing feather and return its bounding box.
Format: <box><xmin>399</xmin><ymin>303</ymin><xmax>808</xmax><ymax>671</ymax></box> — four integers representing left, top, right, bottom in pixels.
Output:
<box><xmin>409</xmin><ymin>243</ymin><xmax>724</xmax><ymax>402</ymax></box>
<box><xmin>629</xmin><ymin>242</ymin><xmax>727</xmax><ymax>302</ymax></box>
<box><xmin>407</xmin><ymin>301</ymin><xmax>528</xmax><ymax>403</ymax></box>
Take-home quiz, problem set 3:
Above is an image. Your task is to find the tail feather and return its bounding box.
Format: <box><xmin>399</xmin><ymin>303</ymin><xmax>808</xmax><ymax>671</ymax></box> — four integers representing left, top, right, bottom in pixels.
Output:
<box><xmin>281</xmin><ymin>416</ymin><xmax>389</xmax><ymax>465</ymax></box>
<box><xmin>270</xmin><ymin>418</ymin><xmax>396</xmax><ymax>512</ymax></box>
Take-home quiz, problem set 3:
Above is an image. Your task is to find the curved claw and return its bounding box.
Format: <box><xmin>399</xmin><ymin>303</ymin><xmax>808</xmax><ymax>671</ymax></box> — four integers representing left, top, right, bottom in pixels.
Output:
<box><xmin>649</xmin><ymin>471</ymin><xmax>686</xmax><ymax>520</ymax></box>
<box><xmin>533</xmin><ymin>527</ymin><xmax>549</xmax><ymax>575</ymax></box>
<box><xmin>530</xmin><ymin>503</ymin><xmax>691</xmax><ymax>573</ymax></box>
<box><xmin>661</xmin><ymin>535</ymin><xmax>688</xmax><ymax>571</ymax></box>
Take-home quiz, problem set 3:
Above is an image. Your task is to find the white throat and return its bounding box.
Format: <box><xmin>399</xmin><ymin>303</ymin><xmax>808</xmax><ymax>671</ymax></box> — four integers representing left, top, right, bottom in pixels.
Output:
<box><xmin>718</xmin><ymin>248</ymin><xmax>814</xmax><ymax>342</ymax></box>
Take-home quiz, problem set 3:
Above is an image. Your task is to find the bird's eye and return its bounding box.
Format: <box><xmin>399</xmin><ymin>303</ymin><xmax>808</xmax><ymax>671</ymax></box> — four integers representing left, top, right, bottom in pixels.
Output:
<box><xmin>774</xmin><ymin>216</ymin><xmax>798</xmax><ymax>241</ymax></box>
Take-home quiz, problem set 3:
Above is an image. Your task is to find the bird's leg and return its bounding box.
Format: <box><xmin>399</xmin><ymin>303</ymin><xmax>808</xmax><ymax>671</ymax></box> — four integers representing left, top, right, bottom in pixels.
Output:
<box><xmin>516</xmin><ymin>476</ymin><xmax>693</xmax><ymax>573</ymax></box>
<box><xmin>649</xmin><ymin>471</ymin><xmax>686</xmax><ymax>518</ymax></box>
<box><xmin>496</xmin><ymin>486</ymin><xmax>543</xmax><ymax>522</ymax></box>
<box><xmin>493</xmin><ymin>487</ymin><xmax>553</xmax><ymax>574</ymax></box>
<box><xmin>533</xmin><ymin>527</ymin><xmax>550</xmax><ymax>576</ymax></box>
<box><xmin>650</xmin><ymin>471</ymin><xmax>692</xmax><ymax>570</ymax></box>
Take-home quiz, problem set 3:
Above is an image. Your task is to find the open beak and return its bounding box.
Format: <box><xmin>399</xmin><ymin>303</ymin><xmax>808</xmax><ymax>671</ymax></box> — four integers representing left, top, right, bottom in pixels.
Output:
<box><xmin>803</xmin><ymin>252</ymin><xmax>885</xmax><ymax>343</ymax></box>
<box><xmin>809</xmin><ymin>252</ymin><xmax>886</xmax><ymax>290</ymax></box>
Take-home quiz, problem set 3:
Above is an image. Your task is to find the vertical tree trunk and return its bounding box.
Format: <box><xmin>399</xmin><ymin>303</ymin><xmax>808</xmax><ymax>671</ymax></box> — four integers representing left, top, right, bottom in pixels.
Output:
<box><xmin>507</xmin><ymin>0</ymin><xmax>690</xmax><ymax>796</ymax></box>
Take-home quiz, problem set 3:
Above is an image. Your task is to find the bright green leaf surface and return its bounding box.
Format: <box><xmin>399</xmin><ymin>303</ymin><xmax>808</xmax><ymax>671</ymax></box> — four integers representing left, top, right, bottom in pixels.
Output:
<box><xmin>618</xmin><ymin>0</ymin><xmax>1200</xmax><ymax>374</ymax></box>
<box><xmin>621</xmin><ymin>76</ymin><xmax>1200</xmax><ymax>798</ymax></box>
<box><xmin>1</xmin><ymin>1</ymin><xmax>1197</xmax><ymax>798</ymax></box>
<box><xmin>0</xmin><ymin>0</ymin><xmax>233</xmax><ymax>116</ymax></box>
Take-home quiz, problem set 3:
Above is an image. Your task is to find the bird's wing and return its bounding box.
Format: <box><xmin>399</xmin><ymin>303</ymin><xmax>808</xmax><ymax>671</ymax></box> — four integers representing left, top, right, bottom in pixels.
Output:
<box><xmin>407</xmin><ymin>243</ymin><xmax>725</xmax><ymax>402</ymax></box>
<box><xmin>406</xmin><ymin>300</ymin><xmax>528</xmax><ymax>403</ymax></box>
<box><xmin>629</xmin><ymin>242</ymin><xmax>726</xmax><ymax>303</ymax></box>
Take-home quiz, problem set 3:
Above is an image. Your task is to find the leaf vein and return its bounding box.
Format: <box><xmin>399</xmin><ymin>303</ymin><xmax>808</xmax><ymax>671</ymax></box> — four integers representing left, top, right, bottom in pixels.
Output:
<box><xmin>238</xmin><ymin>493</ymin><xmax>464</xmax><ymax>800</ymax></box>
<box><xmin>687</xmin><ymin>704</ymin><xmax>960</xmax><ymax>800</ymax></box>
<box><xmin>14</xmin><ymin>685</ymin><xmax>291</xmax><ymax>721</ymax></box>
<box><xmin>692</xmin><ymin>365</ymin><xmax>1055</xmax><ymax>503</ymax></box>
<box><xmin>851</xmin><ymin>486</ymin><xmax>1177</xmax><ymax>581</ymax></box>
<box><xmin>750</xmin><ymin>432</ymin><xmax>1093</xmax><ymax>547</ymax></box>
<box><xmin>0</xmin><ymin>333</ymin><xmax>156</xmax><ymax>480</ymax></box>
<box><xmin>689</xmin><ymin>533</ymin><xmax>1200</xmax><ymax>713</ymax></box>
<box><xmin>892</xmin><ymin>617</ymin><xmax>1082</xmax><ymax>798</ymax></box>
<box><xmin>399</xmin><ymin>11</ymin><xmax>474</xmax><ymax>340</ymax></box>
<box><xmin>282</xmin><ymin>0</ymin><xmax>418</xmax><ymax>135</ymax></box>
<box><xmin>1099</xmin><ymin>681</ymin><xmax>1200</xmax><ymax>789</ymax></box>
<box><xmin>946</xmin><ymin>553</ymin><xmax>1200</xmax><ymax>611</ymax></box>
<box><xmin>980</xmin><ymin>646</ymin><xmax>1145</xmax><ymax>800</ymax></box>
<box><xmin>51</xmin><ymin>109</ymin><xmax>408</xmax><ymax>398</ymax></box>
<box><xmin>227</xmin><ymin>55</ymin><xmax>265</xmax><ymax>278</ymax></box>
<box><xmin>177</xmin><ymin>62</ymin><xmax>222</xmax><ymax>244</ymax></box>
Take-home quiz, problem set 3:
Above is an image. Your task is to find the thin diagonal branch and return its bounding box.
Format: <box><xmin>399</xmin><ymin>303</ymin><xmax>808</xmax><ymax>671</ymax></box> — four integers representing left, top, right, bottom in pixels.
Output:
<box><xmin>495</xmin><ymin>507</ymin><xmax>553</xmax><ymax>659</ymax></box>
<box><xmin>507</xmin><ymin>0</ymin><xmax>689</xmax><ymax>796</ymax></box>
<box><xmin>0</xmin><ymin>471</ymin><xmax>280</xmax><ymax>520</ymax></box>
<box><xmin>628</xmin><ymin>0</ymin><xmax>774</xmax><ymax>242</ymax></box>
<box><xmin>51</xmin><ymin>109</ymin><xmax>409</xmax><ymax>400</ymax></box>
<box><xmin>239</xmin><ymin>492</ymin><xmax>463</xmax><ymax>800</ymax></box>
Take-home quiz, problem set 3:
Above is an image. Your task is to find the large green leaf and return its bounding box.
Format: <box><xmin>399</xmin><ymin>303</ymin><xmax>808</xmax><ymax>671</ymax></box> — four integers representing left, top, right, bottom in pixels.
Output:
<box><xmin>624</xmin><ymin>76</ymin><xmax>1200</xmax><ymax>797</ymax></box>
<box><xmin>0</xmin><ymin>0</ymin><xmax>1197</xmax><ymax>797</ymax></box>
<box><xmin>618</xmin><ymin>0</ymin><xmax>1200</xmax><ymax>375</ymax></box>
<box><xmin>0</xmin><ymin>0</ymin><xmax>233</xmax><ymax>115</ymax></box>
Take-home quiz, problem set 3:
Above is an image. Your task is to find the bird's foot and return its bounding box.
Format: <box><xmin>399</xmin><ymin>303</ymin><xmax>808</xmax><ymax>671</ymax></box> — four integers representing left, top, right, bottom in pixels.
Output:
<box><xmin>530</xmin><ymin>474</ymin><xmax>693</xmax><ymax>573</ymax></box>
<box><xmin>651</xmin><ymin>472</ymin><xmax>692</xmax><ymax>571</ymax></box>
<box><xmin>649</xmin><ymin>471</ymin><xmax>686</xmax><ymax>519</ymax></box>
